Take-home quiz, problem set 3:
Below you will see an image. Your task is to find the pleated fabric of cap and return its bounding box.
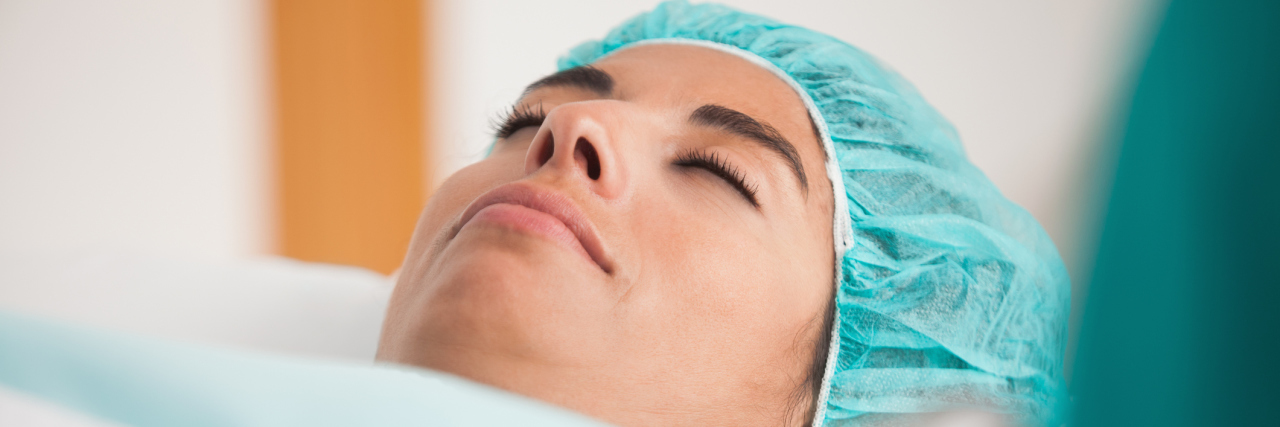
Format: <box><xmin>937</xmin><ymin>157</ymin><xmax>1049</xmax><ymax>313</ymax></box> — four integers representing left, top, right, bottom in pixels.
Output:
<box><xmin>558</xmin><ymin>1</ymin><xmax>1071</xmax><ymax>425</ymax></box>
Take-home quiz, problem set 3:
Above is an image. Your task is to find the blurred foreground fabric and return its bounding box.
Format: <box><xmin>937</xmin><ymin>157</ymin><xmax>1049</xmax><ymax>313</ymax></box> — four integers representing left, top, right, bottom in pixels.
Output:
<box><xmin>0</xmin><ymin>311</ymin><xmax>607</xmax><ymax>426</ymax></box>
<box><xmin>1070</xmin><ymin>0</ymin><xmax>1280</xmax><ymax>425</ymax></box>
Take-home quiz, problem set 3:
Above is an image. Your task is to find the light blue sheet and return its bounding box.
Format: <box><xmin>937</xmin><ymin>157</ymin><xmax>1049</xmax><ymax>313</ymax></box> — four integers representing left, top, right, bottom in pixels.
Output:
<box><xmin>0</xmin><ymin>310</ymin><xmax>607</xmax><ymax>427</ymax></box>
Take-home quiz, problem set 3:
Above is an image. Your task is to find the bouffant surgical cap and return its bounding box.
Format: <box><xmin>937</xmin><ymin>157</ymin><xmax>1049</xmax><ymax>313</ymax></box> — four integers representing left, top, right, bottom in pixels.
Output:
<box><xmin>559</xmin><ymin>1</ymin><xmax>1071</xmax><ymax>425</ymax></box>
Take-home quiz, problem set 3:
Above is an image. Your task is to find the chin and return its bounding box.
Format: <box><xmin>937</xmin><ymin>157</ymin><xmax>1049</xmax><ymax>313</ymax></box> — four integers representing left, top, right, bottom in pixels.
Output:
<box><xmin>399</xmin><ymin>225</ymin><xmax>614</xmax><ymax>365</ymax></box>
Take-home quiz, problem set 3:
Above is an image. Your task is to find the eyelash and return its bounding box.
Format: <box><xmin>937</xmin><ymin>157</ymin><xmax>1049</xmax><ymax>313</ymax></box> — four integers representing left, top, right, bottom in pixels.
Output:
<box><xmin>492</xmin><ymin>103</ymin><xmax>547</xmax><ymax>139</ymax></box>
<box><xmin>674</xmin><ymin>149</ymin><xmax>760</xmax><ymax>207</ymax></box>
<box><xmin>492</xmin><ymin>103</ymin><xmax>760</xmax><ymax>208</ymax></box>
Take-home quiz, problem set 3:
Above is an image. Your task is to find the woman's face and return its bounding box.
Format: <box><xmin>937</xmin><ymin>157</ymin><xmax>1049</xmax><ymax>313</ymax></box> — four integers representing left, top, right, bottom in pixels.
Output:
<box><xmin>379</xmin><ymin>44</ymin><xmax>835</xmax><ymax>426</ymax></box>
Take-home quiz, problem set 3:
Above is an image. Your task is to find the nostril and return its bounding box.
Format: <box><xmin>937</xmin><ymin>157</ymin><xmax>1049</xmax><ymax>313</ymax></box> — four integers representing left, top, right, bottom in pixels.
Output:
<box><xmin>537</xmin><ymin>134</ymin><xmax>555</xmax><ymax>168</ymax></box>
<box><xmin>575</xmin><ymin>138</ymin><xmax>601</xmax><ymax>180</ymax></box>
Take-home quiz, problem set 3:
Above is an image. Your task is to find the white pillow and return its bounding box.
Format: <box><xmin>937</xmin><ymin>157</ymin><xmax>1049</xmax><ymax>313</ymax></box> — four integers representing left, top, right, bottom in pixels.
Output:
<box><xmin>0</xmin><ymin>251</ymin><xmax>392</xmax><ymax>360</ymax></box>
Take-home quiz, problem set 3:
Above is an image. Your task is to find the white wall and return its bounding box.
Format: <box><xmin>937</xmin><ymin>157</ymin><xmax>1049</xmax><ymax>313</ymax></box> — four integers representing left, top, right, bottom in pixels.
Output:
<box><xmin>0</xmin><ymin>0</ymin><xmax>267</xmax><ymax>259</ymax></box>
<box><xmin>427</xmin><ymin>0</ymin><xmax>1159</xmax><ymax>277</ymax></box>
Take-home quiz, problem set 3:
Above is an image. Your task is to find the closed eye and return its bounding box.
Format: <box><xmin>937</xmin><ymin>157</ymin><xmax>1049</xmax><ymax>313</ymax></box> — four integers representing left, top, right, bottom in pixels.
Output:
<box><xmin>674</xmin><ymin>149</ymin><xmax>760</xmax><ymax>208</ymax></box>
<box><xmin>492</xmin><ymin>103</ymin><xmax>547</xmax><ymax>139</ymax></box>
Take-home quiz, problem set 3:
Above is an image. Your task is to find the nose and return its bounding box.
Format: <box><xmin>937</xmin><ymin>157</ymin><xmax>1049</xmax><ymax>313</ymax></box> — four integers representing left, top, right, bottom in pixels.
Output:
<box><xmin>524</xmin><ymin>101</ymin><xmax>628</xmax><ymax>199</ymax></box>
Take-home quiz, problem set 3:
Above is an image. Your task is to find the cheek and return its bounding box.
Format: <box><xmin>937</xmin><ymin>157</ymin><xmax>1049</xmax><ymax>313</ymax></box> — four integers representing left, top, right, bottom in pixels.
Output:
<box><xmin>618</xmin><ymin>192</ymin><xmax>817</xmax><ymax>362</ymax></box>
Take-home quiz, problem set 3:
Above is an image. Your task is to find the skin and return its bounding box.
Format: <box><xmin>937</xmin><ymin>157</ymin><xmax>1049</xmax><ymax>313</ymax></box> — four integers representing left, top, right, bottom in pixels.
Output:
<box><xmin>377</xmin><ymin>44</ymin><xmax>835</xmax><ymax>426</ymax></box>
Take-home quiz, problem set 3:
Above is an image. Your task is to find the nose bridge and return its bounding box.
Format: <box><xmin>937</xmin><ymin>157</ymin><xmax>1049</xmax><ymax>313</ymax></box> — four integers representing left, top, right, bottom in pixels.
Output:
<box><xmin>524</xmin><ymin>101</ymin><xmax>630</xmax><ymax>200</ymax></box>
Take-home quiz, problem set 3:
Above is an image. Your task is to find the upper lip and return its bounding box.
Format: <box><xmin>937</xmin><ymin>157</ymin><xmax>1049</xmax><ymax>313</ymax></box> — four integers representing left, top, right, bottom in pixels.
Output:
<box><xmin>452</xmin><ymin>182</ymin><xmax>613</xmax><ymax>274</ymax></box>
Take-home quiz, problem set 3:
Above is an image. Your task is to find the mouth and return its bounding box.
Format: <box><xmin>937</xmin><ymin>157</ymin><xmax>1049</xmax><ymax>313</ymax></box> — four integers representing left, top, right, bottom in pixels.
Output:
<box><xmin>451</xmin><ymin>182</ymin><xmax>613</xmax><ymax>274</ymax></box>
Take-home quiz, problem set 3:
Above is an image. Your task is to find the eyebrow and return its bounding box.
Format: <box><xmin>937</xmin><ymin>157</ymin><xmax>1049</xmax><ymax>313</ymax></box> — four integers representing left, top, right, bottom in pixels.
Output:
<box><xmin>689</xmin><ymin>104</ymin><xmax>809</xmax><ymax>191</ymax></box>
<box><xmin>524</xmin><ymin>66</ymin><xmax>614</xmax><ymax>96</ymax></box>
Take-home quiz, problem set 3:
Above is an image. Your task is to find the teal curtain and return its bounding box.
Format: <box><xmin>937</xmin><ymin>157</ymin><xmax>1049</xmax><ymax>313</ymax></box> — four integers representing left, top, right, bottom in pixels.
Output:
<box><xmin>1071</xmin><ymin>0</ymin><xmax>1280</xmax><ymax>425</ymax></box>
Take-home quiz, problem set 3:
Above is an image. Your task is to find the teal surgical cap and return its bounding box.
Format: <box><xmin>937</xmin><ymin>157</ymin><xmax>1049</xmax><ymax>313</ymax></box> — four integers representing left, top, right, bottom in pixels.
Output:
<box><xmin>560</xmin><ymin>1</ymin><xmax>1070</xmax><ymax>425</ymax></box>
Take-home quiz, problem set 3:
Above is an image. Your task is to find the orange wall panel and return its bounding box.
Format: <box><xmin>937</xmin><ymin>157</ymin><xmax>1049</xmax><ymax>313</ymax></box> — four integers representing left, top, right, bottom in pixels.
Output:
<box><xmin>271</xmin><ymin>0</ymin><xmax>428</xmax><ymax>274</ymax></box>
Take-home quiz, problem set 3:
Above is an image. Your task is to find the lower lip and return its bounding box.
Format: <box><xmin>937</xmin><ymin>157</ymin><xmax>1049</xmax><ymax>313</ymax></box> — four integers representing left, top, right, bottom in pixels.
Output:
<box><xmin>463</xmin><ymin>203</ymin><xmax>594</xmax><ymax>264</ymax></box>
